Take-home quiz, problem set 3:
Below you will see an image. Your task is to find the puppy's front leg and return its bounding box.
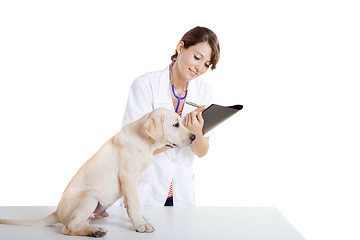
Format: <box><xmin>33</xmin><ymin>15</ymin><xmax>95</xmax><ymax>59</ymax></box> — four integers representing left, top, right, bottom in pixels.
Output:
<box><xmin>120</xmin><ymin>175</ymin><xmax>155</xmax><ymax>233</ymax></box>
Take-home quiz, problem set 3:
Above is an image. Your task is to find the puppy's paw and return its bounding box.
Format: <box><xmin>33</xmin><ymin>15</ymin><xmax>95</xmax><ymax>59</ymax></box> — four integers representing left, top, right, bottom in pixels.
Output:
<box><xmin>142</xmin><ymin>214</ymin><xmax>149</xmax><ymax>222</ymax></box>
<box><xmin>135</xmin><ymin>222</ymin><xmax>155</xmax><ymax>233</ymax></box>
<box><xmin>91</xmin><ymin>227</ymin><xmax>108</xmax><ymax>238</ymax></box>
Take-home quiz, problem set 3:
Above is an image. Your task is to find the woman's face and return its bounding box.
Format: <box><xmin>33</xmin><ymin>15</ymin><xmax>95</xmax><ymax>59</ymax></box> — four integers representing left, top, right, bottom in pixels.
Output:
<box><xmin>176</xmin><ymin>41</ymin><xmax>212</xmax><ymax>81</ymax></box>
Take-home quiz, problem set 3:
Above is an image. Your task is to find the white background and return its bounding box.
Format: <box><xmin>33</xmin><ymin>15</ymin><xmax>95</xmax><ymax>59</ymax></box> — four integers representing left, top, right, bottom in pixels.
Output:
<box><xmin>0</xmin><ymin>1</ymin><xmax>359</xmax><ymax>239</ymax></box>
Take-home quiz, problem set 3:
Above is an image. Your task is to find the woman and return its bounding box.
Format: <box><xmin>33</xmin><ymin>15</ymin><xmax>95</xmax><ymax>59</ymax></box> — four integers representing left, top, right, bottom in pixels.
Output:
<box><xmin>121</xmin><ymin>26</ymin><xmax>220</xmax><ymax>206</ymax></box>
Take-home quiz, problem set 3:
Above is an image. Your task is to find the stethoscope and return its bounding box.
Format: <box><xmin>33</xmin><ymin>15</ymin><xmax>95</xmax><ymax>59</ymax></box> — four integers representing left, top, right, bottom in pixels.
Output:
<box><xmin>170</xmin><ymin>63</ymin><xmax>188</xmax><ymax>113</ymax></box>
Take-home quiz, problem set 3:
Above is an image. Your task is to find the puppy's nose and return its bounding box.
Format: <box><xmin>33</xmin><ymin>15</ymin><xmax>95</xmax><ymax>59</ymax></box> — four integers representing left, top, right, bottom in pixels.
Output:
<box><xmin>190</xmin><ymin>134</ymin><xmax>196</xmax><ymax>142</ymax></box>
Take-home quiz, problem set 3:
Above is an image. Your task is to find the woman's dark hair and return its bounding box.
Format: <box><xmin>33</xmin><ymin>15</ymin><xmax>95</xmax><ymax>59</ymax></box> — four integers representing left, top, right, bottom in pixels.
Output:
<box><xmin>171</xmin><ymin>26</ymin><xmax>220</xmax><ymax>70</ymax></box>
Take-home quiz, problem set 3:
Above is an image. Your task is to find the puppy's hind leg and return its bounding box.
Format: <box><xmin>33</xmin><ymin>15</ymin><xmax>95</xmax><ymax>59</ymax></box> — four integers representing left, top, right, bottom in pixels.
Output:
<box><xmin>61</xmin><ymin>192</ymin><xmax>108</xmax><ymax>238</ymax></box>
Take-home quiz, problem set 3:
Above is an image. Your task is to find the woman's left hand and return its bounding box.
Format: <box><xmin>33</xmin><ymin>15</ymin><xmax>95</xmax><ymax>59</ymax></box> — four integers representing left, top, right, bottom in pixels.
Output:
<box><xmin>184</xmin><ymin>105</ymin><xmax>207</xmax><ymax>137</ymax></box>
<box><xmin>183</xmin><ymin>105</ymin><xmax>209</xmax><ymax>157</ymax></box>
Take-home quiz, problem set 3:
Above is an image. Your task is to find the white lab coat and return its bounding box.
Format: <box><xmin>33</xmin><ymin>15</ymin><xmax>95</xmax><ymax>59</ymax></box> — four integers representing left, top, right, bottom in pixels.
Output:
<box><xmin>119</xmin><ymin>66</ymin><xmax>214</xmax><ymax>206</ymax></box>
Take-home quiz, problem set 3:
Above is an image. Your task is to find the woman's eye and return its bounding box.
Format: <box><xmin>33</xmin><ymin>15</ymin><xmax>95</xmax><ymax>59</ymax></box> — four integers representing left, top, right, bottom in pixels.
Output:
<box><xmin>194</xmin><ymin>55</ymin><xmax>200</xmax><ymax>60</ymax></box>
<box><xmin>205</xmin><ymin>63</ymin><xmax>210</xmax><ymax>68</ymax></box>
<box><xmin>173</xmin><ymin>123</ymin><xmax>180</xmax><ymax>128</ymax></box>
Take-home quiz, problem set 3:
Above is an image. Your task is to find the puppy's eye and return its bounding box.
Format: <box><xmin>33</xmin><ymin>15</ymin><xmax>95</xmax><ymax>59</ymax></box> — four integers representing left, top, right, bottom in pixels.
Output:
<box><xmin>173</xmin><ymin>123</ymin><xmax>180</xmax><ymax>128</ymax></box>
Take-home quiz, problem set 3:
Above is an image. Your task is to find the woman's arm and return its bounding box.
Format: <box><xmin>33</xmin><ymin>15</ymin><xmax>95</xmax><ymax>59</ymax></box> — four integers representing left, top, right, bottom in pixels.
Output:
<box><xmin>184</xmin><ymin>106</ymin><xmax>209</xmax><ymax>158</ymax></box>
<box><xmin>154</xmin><ymin>106</ymin><xmax>209</xmax><ymax>157</ymax></box>
<box><xmin>190</xmin><ymin>135</ymin><xmax>209</xmax><ymax>158</ymax></box>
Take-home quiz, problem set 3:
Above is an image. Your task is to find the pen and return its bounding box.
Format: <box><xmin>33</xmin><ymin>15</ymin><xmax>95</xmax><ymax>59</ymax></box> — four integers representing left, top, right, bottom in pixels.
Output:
<box><xmin>186</xmin><ymin>101</ymin><xmax>201</xmax><ymax>108</ymax></box>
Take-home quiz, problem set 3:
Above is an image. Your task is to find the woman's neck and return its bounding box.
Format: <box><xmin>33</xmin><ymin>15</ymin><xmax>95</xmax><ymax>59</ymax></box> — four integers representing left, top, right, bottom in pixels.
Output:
<box><xmin>171</xmin><ymin>62</ymin><xmax>188</xmax><ymax>93</ymax></box>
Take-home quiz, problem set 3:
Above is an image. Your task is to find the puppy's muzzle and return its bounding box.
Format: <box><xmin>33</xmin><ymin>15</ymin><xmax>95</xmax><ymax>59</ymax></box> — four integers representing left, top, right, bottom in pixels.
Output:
<box><xmin>165</xmin><ymin>134</ymin><xmax>196</xmax><ymax>148</ymax></box>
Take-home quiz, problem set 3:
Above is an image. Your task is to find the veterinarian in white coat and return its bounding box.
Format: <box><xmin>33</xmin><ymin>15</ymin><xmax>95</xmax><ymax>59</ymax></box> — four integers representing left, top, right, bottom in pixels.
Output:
<box><xmin>120</xmin><ymin>26</ymin><xmax>220</xmax><ymax>206</ymax></box>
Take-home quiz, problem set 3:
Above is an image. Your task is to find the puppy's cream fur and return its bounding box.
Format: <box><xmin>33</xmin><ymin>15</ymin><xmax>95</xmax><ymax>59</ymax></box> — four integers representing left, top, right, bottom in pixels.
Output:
<box><xmin>0</xmin><ymin>108</ymin><xmax>195</xmax><ymax>237</ymax></box>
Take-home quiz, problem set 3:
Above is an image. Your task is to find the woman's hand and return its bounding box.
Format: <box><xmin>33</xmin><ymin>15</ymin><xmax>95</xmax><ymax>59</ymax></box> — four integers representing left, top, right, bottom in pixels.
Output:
<box><xmin>183</xmin><ymin>105</ymin><xmax>206</xmax><ymax>137</ymax></box>
<box><xmin>184</xmin><ymin>105</ymin><xmax>209</xmax><ymax>157</ymax></box>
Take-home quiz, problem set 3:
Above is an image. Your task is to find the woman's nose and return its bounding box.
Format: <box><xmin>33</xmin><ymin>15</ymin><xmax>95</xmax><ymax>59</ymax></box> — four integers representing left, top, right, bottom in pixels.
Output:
<box><xmin>195</xmin><ymin>63</ymin><xmax>207</xmax><ymax>74</ymax></box>
<box><xmin>195</xmin><ymin>64</ymin><xmax>204</xmax><ymax>74</ymax></box>
<box><xmin>194</xmin><ymin>65</ymin><xmax>199</xmax><ymax>72</ymax></box>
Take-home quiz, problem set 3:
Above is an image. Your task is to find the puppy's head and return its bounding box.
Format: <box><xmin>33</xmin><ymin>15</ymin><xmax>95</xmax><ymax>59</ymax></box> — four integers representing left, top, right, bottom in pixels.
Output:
<box><xmin>145</xmin><ymin>108</ymin><xmax>195</xmax><ymax>148</ymax></box>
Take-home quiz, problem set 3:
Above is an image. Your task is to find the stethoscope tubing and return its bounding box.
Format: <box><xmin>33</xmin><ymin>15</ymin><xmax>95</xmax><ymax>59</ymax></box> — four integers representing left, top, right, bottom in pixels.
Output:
<box><xmin>170</xmin><ymin>63</ymin><xmax>188</xmax><ymax>113</ymax></box>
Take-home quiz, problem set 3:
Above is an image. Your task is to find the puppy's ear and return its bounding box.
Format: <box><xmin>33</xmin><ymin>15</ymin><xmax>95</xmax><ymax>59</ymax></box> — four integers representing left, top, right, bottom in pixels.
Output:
<box><xmin>145</xmin><ymin>115</ymin><xmax>164</xmax><ymax>142</ymax></box>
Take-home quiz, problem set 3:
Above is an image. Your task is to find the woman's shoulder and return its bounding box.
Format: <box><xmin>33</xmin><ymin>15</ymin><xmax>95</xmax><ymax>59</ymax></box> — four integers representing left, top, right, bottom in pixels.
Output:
<box><xmin>132</xmin><ymin>67</ymin><xmax>167</xmax><ymax>87</ymax></box>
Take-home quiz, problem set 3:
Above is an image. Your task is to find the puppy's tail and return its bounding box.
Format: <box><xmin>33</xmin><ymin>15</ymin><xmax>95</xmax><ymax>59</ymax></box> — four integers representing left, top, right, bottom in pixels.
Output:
<box><xmin>0</xmin><ymin>211</ymin><xmax>59</xmax><ymax>227</ymax></box>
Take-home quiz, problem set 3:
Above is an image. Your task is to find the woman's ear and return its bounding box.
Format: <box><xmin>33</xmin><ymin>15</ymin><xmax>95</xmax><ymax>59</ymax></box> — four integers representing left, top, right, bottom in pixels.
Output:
<box><xmin>176</xmin><ymin>41</ymin><xmax>184</xmax><ymax>56</ymax></box>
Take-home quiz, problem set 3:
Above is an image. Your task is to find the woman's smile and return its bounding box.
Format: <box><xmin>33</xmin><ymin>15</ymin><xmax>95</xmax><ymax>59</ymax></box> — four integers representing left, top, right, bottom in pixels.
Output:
<box><xmin>189</xmin><ymin>68</ymin><xmax>198</xmax><ymax>77</ymax></box>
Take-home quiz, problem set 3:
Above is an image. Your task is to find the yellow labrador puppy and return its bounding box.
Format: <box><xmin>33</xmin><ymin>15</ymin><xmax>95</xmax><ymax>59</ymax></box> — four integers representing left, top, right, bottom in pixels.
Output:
<box><xmin>0</xmin><ymin>108</ymin><xmax>196</xmax><ymax>237</ymax></box>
